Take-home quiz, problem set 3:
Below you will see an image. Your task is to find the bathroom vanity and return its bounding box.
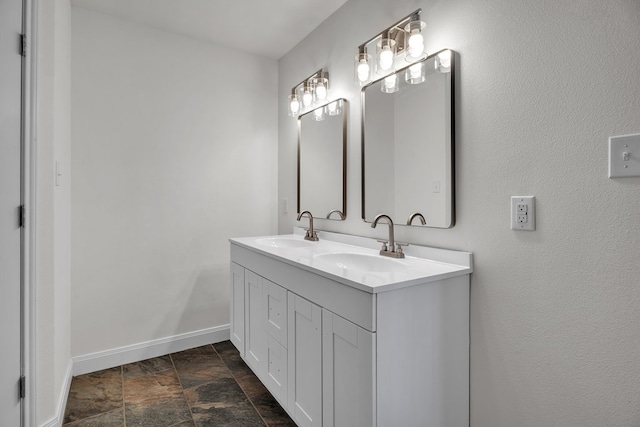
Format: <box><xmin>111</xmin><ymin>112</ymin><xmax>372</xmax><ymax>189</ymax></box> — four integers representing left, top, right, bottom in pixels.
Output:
<box><xmin>229</xmin><ymin>230</ymin><xmax>471</xmax><ymax>427</ymax></box>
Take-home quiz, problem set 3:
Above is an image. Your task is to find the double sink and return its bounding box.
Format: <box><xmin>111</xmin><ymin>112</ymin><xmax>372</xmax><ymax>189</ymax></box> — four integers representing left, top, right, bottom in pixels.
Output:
<box><xmin>257</xmin><ymin>237</ymin><xmax>406</xmax><ymax>273</ymax></box>
<box><xmin>231</xmin><ymin>232</ymin><xmax>472</xmax><ymax>293</ymax></box>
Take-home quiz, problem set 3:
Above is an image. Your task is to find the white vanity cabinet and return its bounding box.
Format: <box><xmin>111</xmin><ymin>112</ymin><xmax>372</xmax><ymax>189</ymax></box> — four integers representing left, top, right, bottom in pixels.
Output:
<box><xmin>229</xmin><ymin>235</ymin><xmax>471</xmax><ymax>427</ymax></box>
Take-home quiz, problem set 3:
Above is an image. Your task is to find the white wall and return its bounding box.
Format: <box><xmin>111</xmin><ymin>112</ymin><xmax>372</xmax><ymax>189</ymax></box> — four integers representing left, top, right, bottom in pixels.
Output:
<box><xmin>36</xmin><ymin>0</ymin><xmax>72</xmax><ymax>424</ymax></box>
<box><xmin>70</xmin><ymin>8</ymin><xmax>278</xmax><ymax>356</ymax></box>
<box><xmin>279</xmin><ymin>0</ymin><xmax>640</xmax><ymax>425</ymax></box>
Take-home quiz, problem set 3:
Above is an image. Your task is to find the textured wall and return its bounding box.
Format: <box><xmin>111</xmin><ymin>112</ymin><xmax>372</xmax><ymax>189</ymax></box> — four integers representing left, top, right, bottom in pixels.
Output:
<box><xmin>278</xmin><ymin>0</ymin><xmax>640</xmax><ymax>425</ymax></box>
<box><xmin>71</xmin><ymin>7</ymin><xmax>278</xmax><ymax>356</ymax></box>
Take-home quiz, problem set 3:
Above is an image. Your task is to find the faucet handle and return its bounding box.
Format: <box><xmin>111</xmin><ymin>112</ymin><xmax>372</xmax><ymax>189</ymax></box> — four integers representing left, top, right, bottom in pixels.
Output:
<box><xmin>376</xmin><ymin>239</ymin><xmax>389</xmax><ymax>251</ymax></box>
<box><xmin>304</xmin><ymin>229</ymin><xmax>319</xmax><ymax>242</ymax></box>
<box><xmin>395</xmin><ymin>242</ymin><xmax>409</xmax><ymax>254</ymax></box>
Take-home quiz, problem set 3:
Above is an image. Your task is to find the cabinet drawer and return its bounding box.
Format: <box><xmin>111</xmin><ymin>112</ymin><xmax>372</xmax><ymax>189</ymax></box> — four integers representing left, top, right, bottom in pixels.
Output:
<box><xmin>263</xmin><ymin>279</ymin><xmax>288</xmax><ymax>346</ymax></box>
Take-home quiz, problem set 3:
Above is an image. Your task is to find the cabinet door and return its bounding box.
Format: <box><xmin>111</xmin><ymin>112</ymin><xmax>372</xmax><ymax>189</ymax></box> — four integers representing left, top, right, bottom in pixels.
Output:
<box><xmin>323</xmin><ymin>310</ymin><xmax>375</xmax><ymax>427</ymax></box>
<box><xmin>266</xmin><ymin>336</ymin><xmax>288</xmax><ymax>404</ymax></box>
<box><xmin>288</xmin><ymin>293</ymin><xmax>322</xmax><ymax>427</ymax></box>
<box><xmin>230</xmin><ymin>263</ymin><xmax>245</xmax><ymax>355</ymax></box>
<box><xmin>263</xmin><ymin>280</ymin><xmax>287</xmax><ymax>346</ymax></box>
<box><xmin>245</xmin><ymin>270</ymin><xmax>267</xmax><ymax>381</ymax></box>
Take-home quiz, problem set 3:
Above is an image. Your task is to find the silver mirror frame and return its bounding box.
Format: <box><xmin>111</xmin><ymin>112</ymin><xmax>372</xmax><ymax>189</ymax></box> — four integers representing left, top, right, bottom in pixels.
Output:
<box><xmin>297</xmin><ymin>98</ymin><xmax>348</xmax><ymax>220</ymax></box>
<box><xmin>361</xmin><ymin>49</ymin><xmax>456</xmax><ymax>228</ymax></box>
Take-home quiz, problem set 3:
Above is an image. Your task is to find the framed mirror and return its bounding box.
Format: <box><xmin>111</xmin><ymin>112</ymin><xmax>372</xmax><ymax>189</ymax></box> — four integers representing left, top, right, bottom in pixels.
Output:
<box><xmin>298</xmin><ymin>99</ymin><xmax>347</xmax><ymax>220</ymax></box>
<box><xmin>362</xmin><ymin>49</ymin><xmax>455</xmax><ymax>228</ymax></box>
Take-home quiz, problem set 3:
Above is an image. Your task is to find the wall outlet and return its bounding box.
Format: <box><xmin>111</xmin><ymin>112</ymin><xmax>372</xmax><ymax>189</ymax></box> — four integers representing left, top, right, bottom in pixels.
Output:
<box><xmin>511</xmin><ymin>196</ymin><xmax>535</xmax><ymax>231</ymax></box>
<box><xmin>282</xmin><ymin>198</ymin><xmax>289</xmax><ymax>215</ymax></box>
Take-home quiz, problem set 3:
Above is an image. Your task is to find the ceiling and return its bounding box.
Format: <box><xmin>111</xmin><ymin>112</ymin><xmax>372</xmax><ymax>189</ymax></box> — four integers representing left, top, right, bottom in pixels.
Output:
<box><xmin>70</xmin><ymin>0</ymin><xmax>349</xmax><ymax>59</ymax></box>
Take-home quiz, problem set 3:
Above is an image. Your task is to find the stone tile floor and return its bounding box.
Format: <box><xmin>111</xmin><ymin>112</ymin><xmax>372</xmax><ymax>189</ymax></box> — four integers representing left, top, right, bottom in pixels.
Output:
<box><xmin>63</xmin><ymin>341</ymin><xmax>296</xmax><ymax>426</ymax></box>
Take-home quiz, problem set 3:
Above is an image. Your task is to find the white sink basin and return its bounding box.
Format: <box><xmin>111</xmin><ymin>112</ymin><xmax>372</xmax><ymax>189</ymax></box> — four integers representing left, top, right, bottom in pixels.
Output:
<box><xmin>256</xmin><ymin>237</ymin><xmax>316</xmax><ymax>249</ymax></box>
<box><xmin>313</xmin><ymin>252</ymin><xmax>406</xmax><ymax>273</ymax></box>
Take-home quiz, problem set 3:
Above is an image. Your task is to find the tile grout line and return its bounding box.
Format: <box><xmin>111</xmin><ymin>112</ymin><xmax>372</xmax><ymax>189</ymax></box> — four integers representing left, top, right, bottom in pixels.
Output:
<box><xmin>211</xmin><ymin>344</ymin><xmax>269</xmax><ymax>427</ymax></box>
<box><xmin>170</xmin><ymin>350</ymin><xmax>198</xmax><ymax>426</ymax></box>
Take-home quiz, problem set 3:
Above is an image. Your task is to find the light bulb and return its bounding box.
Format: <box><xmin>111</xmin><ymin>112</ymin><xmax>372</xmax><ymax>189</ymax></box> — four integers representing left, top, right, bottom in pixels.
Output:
<box><xmin>408</xmin><ymin>33</ymin><xmax>424</xmax><ymax>58</ymax></box>
<box><xmin>405</xmin><ymin>19</ymin><xmax>426</xmax><ymax>61</ymax></box>
<box><xmin>379</xmin><ymin>48</ymin><xmax>394</xmax><ymax>71</ymax></box>
<box><xmin>288</xmin><ymin>94</ymin><xmax>300</xmax><ymax>117</ymax></box>
<box><xmin>313</xmin><ymin>108</ymin><xmax>324</xmax><ymax>121</ymax></box>
<box><xmin>384</xmin><ymin>74</ymin><xmax>397</xmax><ymax>87</ymax></box>
<box><xmin>357</xmin><ymin>61</ymin><xmax>370</xmax><ymax>82</ymax></box>
<box><xmin>315</xmin><ymin>84</ymin><xmax>327</xmax><ymax>100</ymax></box>
<box><xmin>436</xmin><ymin>50</ymin><xmax>451</xmax><ymax>70</ymax></box>
<box><xmin>405</xmin><ymin>62</ymin><xmax>425</xmax><ymax>85</ymax></box>
<box><xmin>408</xmin><ymin>33</ymin><xmax>423</xmax><ymax>49</ymax></box>
<box><xmin>382</xmin><ymin>73</ymin><xmax>398</xmax><ymax>93</ymax></box>
<box><xmin>409</xmin><ymin>63</ymin><xmax>422</xmax><ymax>78</ymax></box>
<box><xmin>327</xmin><ymin>102</ymin><xmax>337</xmax><ymax>114</ymax></box>
<box><xmin>290</xmin><ymin>99</ymin><xmax>300</xmax><ymax>114</ymax></box>
<box><xmin>302</xmin><ymin>90</ymin><xmax>312</xmax><ymax>106</ymax></box>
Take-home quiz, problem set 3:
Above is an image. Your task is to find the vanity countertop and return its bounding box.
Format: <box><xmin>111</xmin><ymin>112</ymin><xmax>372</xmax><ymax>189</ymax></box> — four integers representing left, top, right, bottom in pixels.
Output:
<box><xmin>229</xmin><ymin>231</ymin><xmax>472</xmax><ymax>294</ymax></box>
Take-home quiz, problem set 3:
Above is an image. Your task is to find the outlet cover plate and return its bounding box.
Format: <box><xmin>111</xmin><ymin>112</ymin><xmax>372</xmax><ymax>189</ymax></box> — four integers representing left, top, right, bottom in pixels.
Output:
<box><xmin>511</xmin><ymin>196</ymin><xmax>535</xmax><ymax>231</ymax></box>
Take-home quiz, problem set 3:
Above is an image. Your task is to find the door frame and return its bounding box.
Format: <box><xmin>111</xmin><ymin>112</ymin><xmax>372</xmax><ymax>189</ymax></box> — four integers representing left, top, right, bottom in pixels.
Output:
<box><xmin>22</xmin><ymin>0</ymin><xmax>38</xmax><ymax>425</ymax></box>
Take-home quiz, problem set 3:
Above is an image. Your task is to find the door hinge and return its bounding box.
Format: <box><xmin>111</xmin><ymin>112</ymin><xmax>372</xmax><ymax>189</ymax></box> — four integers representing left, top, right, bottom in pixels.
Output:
<box><xmin>20</xmin><ymin>205</ymin><xmax>26</xmax><ymax>228</ymax></box>
<box><xmin>21</xmin><ymin>34</ymin><xmax>27</xmax><ymax>57</ymax></box>
<box><xmin>19</xmin><ymin>376</ymin><xmax>26</xmax><ymax>399</ymax></box>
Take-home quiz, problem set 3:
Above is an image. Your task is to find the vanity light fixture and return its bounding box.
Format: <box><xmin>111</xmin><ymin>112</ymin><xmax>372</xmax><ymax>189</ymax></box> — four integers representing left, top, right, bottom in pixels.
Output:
<box><xmin>288</xmin><ymin>69</ymin><xmax>330</xmax><ymax>118</ymax></box>
<box><xmin>354</xmin><ymin>9</ymin><xmax>427</xmax><ymax>86</ymax></box>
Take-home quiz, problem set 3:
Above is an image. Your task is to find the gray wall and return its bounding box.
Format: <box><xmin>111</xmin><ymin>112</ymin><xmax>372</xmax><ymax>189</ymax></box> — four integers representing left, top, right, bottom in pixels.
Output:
<box><xmin>70</xmin><ymin>7</ymin><xmax>278</xmax><ymax>356</ymax></box>
<box><xmin>278</xmin><ymin>0</ymin><xmax>640</xmax><ymax>425</ymax></box>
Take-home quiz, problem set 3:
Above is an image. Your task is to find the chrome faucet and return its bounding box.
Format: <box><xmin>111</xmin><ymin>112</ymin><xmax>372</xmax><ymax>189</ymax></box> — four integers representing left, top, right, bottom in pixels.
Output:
<box><xmin>297</xmin><ymin>210</ymin><xmax>319</xmax><ymax>241</ymax></box>
<box><xmin>371</xmin><ymin>214</ymin><xmax>406</xmax><ymax>258</ymax></box>
<box><xmin>326</xmin><ymin>209</ymin><xmax>345</xmax><ymax>220</ymax></box>
<box><xmin>407</xmin><ymin>212</ymin><xmax>426</xmax><ymax>226</ymax></box>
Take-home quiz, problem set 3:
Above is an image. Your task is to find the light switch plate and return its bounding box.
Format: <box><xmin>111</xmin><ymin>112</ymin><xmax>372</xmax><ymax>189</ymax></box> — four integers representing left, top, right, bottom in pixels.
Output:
<box><xmin>609</xmin><ymin>133</ymin><xmax>640</xmax><ymax>178</ymax></box>
<box><xmin>511</xmin><ymin>196</ymin><xmax>535</xmax><ymax>231</ymax></box>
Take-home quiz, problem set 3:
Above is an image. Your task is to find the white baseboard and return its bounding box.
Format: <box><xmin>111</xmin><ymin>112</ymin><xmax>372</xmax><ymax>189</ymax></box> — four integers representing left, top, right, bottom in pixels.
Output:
<box><xmin>72</xmin><ymin>324</ymin><xmax>230</xmax><ymax>376</ymax></box>
<box><xmin>40</xmin><ymin>360</ymin><xmax>73</xmax><ymax>427</ymax></box>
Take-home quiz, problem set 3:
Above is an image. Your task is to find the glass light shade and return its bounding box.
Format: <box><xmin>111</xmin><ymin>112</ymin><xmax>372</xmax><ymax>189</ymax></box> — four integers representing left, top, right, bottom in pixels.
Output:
<box><xmin>435</xmin><ymin>49</ymin><xmax>452</xmax><ymax>73</ymax></box>
<box><xmin>313</xmin><ymin>77</ymin><xmax>329</xmax><ymax>103</ymax></box>
<box><xmin>405</xmin><ymin>62</ymin><xmax>426</xmax><ymax>84</ymax></box>
<box><xmin>354</xmin><ymin>52</ymin><xmax>372</xmax><ymax>86</ymax></box>
<box><xmin>404</xmin><ymin>20</ymin><xmax>426</xmax><ymax>62</ymax></box>
<box><xmin>376</xmin><ymin>38</ymin><xmax>397</xmax><ymax>75</ymax></box>
<box><xmin>381</xmin><ymin>73</ymin><xmax>399</xmax><ymax>93</ymax></box>
<box><xmin>326</xmin><ymin>99</ymin><xmax>343</xmax><ymax>116</ymax></box>
<box><xmin>288</xmin><ymin>94</ymin><xmax>301</xmax><ymax>117</ymax></box>
<box><xmin>313</xmin><ymin>107</ymin><xmax>325</xmax><ymax>121</ymax></box>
